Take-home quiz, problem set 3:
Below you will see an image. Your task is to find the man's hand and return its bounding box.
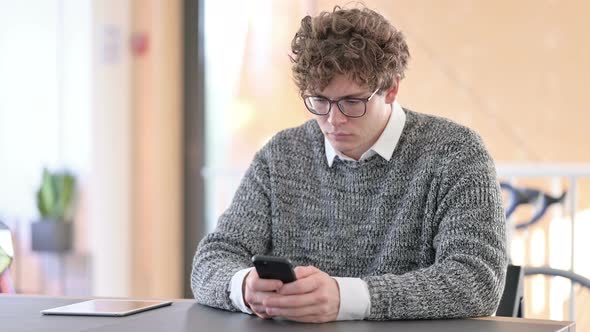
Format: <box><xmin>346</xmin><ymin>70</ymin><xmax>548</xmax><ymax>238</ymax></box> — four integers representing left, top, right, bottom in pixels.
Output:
<box><xmin>262</xmin><ymin>266</ymin><xmax>340</xmax><ymax>323</ymax></box>
<box><xmin>243</xmin><ymin>268</ymin><xmax>283</xmax><ymax>319</ymax></box>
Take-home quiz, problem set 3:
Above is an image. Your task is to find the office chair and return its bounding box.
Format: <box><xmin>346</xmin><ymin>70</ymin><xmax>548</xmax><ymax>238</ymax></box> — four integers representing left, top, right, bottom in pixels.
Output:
<box><xmin>496</xmin><ymin>264</ymin><xmax>524</xmax><ymax>318</ymax></box>
<box><xmin>495</xmin><ymin>264</ymin><xmax>590</xmax><ymax>318</ymax></box>
<box><xmin>0</xmin><ymin>221</ymin><xmax>15</xmax><ymax>293</ymax></box>
<box><xmin>499</xmin><ymin>184</ymin><xmax>590</xmax><ymax>318</ymax></box>
<box><xmin>500</xmin><ymin>182</ymin><xmax>567</xmax><ymax>230</ymax></box>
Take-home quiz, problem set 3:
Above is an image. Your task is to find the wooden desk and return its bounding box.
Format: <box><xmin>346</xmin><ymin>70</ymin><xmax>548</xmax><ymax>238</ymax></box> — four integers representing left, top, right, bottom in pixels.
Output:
<box><xmin>0</xmin><ymin>295</ymin><xmax>575</xmax><ymax>331</ymax></box>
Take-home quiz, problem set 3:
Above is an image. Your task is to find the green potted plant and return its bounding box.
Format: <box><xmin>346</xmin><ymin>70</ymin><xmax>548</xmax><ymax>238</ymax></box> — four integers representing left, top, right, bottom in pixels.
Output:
<box><xmin>31</xmin><ymin>168</ymin><xmax>77</xmax><ymax>252</ymax></box>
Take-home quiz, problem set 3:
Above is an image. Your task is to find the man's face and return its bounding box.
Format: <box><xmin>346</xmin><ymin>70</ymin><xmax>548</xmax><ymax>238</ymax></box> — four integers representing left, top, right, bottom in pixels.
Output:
<box><xmin>311</xmin><ymin>74</ymin><xmax>398</xmax><ymax>160</ymax></box>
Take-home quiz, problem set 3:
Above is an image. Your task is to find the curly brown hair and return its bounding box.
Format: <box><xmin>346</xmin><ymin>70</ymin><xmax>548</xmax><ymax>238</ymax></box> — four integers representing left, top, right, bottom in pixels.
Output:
<box><xmin>290</xmin><ymin>6</ymin><xmax>410</xmax><ymax>96</ymax></box>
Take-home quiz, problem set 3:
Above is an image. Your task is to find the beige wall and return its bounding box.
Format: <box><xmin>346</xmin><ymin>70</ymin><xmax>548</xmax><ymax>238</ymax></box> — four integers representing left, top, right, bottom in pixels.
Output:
<box><xmin>315</xmin><ymin>1</ymin><xmax>590</xmax><ymax>163</ymax></box>
<box><xmin>131</xmin><ymin>0</ymin><xmax>183</xmax><ymax>299</ymax></box>
<box><xmin>88</xmin><ymin>0</ymin><xmax>183</xmax><ymax>299</ymax></box>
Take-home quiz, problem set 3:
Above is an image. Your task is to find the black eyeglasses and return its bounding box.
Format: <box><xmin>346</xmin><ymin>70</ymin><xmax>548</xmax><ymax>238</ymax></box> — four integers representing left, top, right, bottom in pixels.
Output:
<box><xmin>303</xmin><ymin>89</ymin><xmax>379</xmax><ymax>118</ymax></box>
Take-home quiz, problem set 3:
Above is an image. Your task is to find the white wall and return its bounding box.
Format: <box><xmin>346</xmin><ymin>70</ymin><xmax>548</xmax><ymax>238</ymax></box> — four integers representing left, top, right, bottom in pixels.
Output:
<box><xmin>0</xmin><ymin>0</ymin><xmax>62</xmax><ymax>221</ymax></box>
<box><xmin>0</xmin><ymin>0</ymin><xmax>132</xmax><ymax>297</ymax></box>
<box><xmin>0</xmin><ymin>0</ymin><xmax>93</xmax><ymax>293</ymax></box>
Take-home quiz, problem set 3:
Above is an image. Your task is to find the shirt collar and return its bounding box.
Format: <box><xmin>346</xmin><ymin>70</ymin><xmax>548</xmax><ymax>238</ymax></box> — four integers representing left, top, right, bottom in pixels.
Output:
<box><xmin>325</xmin><ymin>101</ymin><xmax>406</xmax><ymax>167</ymax></box>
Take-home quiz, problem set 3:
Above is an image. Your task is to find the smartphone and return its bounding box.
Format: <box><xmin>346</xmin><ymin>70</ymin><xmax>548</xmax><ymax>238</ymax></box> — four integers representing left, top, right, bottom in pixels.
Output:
<box><xmin>252</xmin><ymin>255</ymin><xmax>297</xmax><ymax>283</ymax></box>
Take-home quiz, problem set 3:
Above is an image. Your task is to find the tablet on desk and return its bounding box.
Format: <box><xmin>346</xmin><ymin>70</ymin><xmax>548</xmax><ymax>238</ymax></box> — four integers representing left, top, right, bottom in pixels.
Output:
<box><xmin>41</xmin><ymin>299</ymin><xmax>172</xmax><ymax>317</ymax></box>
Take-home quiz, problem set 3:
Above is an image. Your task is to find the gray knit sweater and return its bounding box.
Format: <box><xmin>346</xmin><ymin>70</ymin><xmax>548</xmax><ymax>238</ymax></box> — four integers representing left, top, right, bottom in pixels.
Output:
<box><xmin>191</xmin><ymin>109</ymin><xmax>508</xmax><ymax>320</ymax></box>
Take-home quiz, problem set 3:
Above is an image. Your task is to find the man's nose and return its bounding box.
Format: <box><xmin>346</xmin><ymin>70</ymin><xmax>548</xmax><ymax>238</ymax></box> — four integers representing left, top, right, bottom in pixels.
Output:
<box><xmin>327</xmin><ymin>105</ymin><xmax>347</xmax><ymax>125</ymax></box>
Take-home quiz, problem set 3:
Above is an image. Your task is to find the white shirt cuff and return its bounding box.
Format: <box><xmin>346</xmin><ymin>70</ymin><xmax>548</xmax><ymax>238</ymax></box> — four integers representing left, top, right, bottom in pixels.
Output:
<box><xmin>333</xmin><ymin>277</ymin><xmax>371</xmax><ymax>320</ymax></box>
<box><xmin>229</xmin><ymin>267</ymin><xmax>254</xmax><ymax>314</ymax></box>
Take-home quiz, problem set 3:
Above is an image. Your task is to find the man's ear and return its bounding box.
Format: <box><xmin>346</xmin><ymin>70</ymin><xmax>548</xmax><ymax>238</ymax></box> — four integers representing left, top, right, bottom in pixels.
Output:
<box><xmin>384</xmin><ymin>76</ymin><xmax>401</xmax><ymax>104</ymax></box>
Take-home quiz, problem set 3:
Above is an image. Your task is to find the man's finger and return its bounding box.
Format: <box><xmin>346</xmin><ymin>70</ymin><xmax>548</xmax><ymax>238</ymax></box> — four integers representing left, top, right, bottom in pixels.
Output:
<box><xmin>249</xmin><ymin>290</ymin><xmax>276</xmax><ymax>306</ymax></box>
<box><xmin>250</xmin><ymin>305</ymin><xmax>271</xmax><ymax>319</ymax></box>
<box><xmin>294</xmin><ymin>265</ymin><xmax>318</xmax><ymax>279</ymax></box>
<box><xmin>263</xmin><ymin>293</ymin><xmax>318</xmax><ymax>308</ymax></box>
<box><xmin>250</xmin><ymin>304</ymin><xmax>265</xmax><ymax>312</ymax></box>
<box><xmin>247</xmin><ymin>274</ymin><xmax>283</xmax><ymax>292</ymax></box>
<box><xmin>278</xmin><ymin>274</ymin><xmax>319</xmax><ymax>295</ymax></box>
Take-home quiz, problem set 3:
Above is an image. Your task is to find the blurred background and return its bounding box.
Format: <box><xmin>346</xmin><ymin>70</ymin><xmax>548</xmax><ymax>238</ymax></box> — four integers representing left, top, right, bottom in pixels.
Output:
<box><xmin>1</xmin><ymin>0</ymin><xmax>589</xmax><ymax>328</ymax></box>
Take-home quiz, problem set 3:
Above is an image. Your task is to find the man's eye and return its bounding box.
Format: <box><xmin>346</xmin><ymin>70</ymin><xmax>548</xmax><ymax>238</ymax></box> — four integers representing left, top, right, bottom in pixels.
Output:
<box><xmin>311</xmin><ymin>97</ymin><xmax>329</xmax><ymax>103</ymax></box>
<box><xmin>342</xmin><ymin>99</ymin><xmax>361</xmax><ymax>105</ymax></box>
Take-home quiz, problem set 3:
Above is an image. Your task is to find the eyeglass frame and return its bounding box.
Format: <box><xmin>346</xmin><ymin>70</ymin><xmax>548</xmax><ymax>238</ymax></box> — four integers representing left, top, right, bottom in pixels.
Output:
<box><xmin>302</xmin><ymin>88</ymin><xmax>380</xmax><ymax>118</ymax></box>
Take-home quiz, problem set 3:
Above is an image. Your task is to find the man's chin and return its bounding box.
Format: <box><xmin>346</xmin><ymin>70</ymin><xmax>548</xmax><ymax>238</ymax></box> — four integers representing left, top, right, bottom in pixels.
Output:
<box><xmin>332</xmin><ymin>145</ymin><xmax>358</xmax><ymax>157</ymax></box>
<box><xmin>328</xmin><ymin>141</ymin><xmax>351</xmax><ymax>152</ymax></box>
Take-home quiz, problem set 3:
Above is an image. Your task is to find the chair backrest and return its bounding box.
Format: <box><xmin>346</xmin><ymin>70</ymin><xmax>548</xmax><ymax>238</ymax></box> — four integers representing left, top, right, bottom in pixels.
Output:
<box><xmin>0</xmin><ymin>221</ymin><xmax>15</xmax><ymax>294</ymax></box>
<box><xmin>496</xmin><ymin>264</ymin><xmax>524</xmax><ymax>317</ymax></box>
<box><xmin>0</xmin><ymin>270</ymin><xmax>14</xmax><ymax>293</ymax></box>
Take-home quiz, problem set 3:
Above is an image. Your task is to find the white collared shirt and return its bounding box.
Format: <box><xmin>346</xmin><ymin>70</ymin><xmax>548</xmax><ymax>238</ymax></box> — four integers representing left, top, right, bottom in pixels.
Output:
<box><xmin>229</xmin><ymin>101</ymin><xmax>407</xmax><ymax>320</ymax></box>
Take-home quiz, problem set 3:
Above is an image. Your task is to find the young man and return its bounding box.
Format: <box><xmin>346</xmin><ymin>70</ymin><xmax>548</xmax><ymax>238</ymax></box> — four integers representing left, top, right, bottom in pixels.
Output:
<box><xmin>192</xmin><ymin>6</ymin><xmax>507</xmax><ymax>323</ymax></box>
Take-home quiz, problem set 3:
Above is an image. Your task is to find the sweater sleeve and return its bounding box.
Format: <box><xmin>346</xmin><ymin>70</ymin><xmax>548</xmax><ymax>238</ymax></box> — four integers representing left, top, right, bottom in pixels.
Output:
<box><xmin>362</xmin><ymin>134</ymin><xmax>508</xmax><ymax>320</ymax></box>
<box><xmin>191</xmin><ymin>149</ymin><xmax>273</xmax><ymax>311</ymax></box>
